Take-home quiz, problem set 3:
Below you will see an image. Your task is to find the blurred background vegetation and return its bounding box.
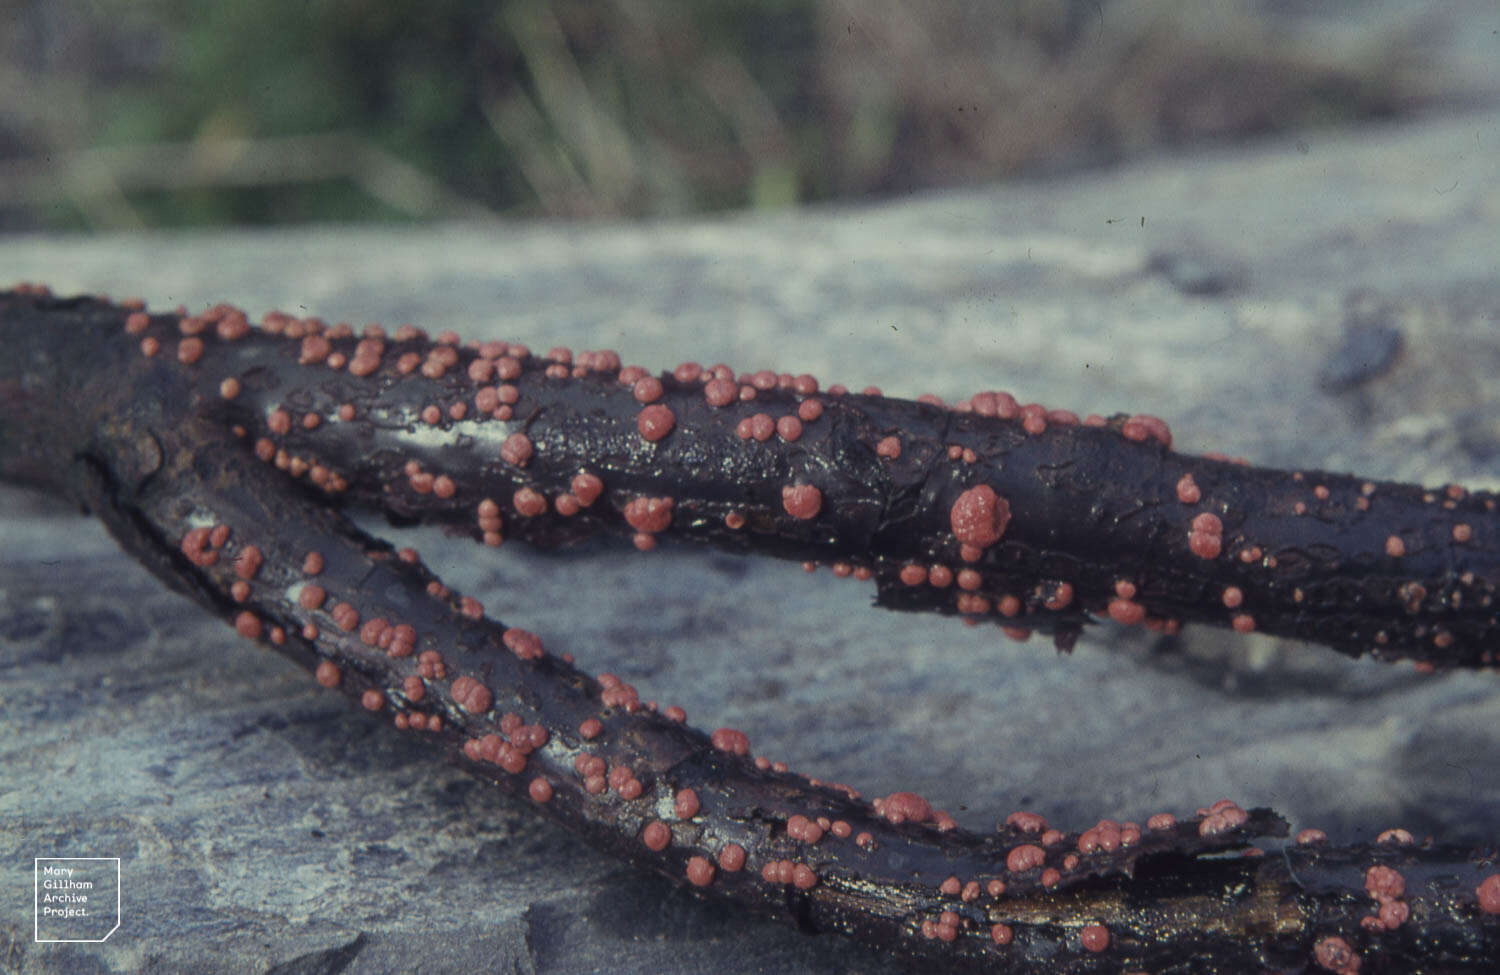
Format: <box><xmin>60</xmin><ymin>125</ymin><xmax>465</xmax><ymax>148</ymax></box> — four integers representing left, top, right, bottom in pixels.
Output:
<box><xmin>0</xmin><ymin>0</ymin><xmax>1469</xmax><ymax>228</ymax></box>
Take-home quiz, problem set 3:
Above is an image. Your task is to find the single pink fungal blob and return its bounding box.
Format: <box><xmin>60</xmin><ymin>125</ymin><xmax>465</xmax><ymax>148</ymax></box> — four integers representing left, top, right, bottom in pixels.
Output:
<box><xmin>950</xmin><ymin>484</ymin><xmax>1010</xmax><ymax>548</ymax></box>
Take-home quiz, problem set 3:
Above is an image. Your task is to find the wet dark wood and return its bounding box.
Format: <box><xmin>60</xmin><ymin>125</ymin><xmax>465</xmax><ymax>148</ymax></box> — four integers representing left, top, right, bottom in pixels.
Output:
<box><xmin>3</xmin><ymin>287</ymin><xmax>1497</xmax><ymax>972</ymax></box>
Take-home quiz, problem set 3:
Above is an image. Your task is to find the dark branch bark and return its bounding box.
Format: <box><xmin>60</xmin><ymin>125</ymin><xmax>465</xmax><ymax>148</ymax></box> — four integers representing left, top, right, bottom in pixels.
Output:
<box><xmin>3</xmin><ymin>287</ymin><xmax>1498</xmax><ymax>972</ymax></box>
<box><xmin>141</xmin><ymin>284</ymin><xmax>1500</xmax><ymax>668</ymax></box>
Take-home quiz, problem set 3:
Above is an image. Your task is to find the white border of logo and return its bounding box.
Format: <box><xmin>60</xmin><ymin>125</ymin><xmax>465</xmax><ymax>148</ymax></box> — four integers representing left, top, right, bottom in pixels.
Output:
<box><xmin>34</xmin><ymin>857</ymin><xmax>121</xmax><ymax>943</ymax></box>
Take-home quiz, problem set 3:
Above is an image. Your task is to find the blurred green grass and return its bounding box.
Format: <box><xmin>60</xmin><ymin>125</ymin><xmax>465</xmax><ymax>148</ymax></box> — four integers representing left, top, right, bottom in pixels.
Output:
<box><xmin>0</xmin><ymin>0</ymin><xmax>1444</xmax><ymax>228</ymax></box>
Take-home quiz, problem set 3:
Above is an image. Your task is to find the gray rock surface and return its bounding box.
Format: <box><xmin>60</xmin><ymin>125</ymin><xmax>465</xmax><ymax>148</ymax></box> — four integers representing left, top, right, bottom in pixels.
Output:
<box><xmin>2</xmin><ymin>106</ymin><xmax>1499</xmax><ymax>974</ymax></box>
